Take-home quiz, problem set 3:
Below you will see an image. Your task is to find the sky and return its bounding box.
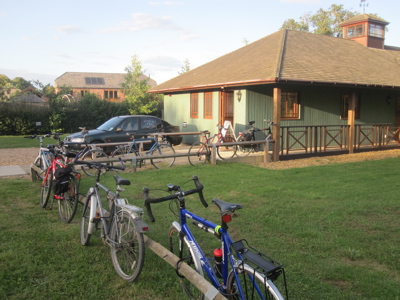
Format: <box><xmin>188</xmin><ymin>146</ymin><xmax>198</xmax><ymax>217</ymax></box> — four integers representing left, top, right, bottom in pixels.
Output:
<box><xmin>1</xmin><ymin>0</ymin><xmax>399</xmax><ymax>86</ymax></box>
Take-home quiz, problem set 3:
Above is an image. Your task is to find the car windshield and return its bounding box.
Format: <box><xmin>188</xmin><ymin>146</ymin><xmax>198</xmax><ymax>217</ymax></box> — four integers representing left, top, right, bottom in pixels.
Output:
<box><xmin>97</xmin><ymin>117</ymin><xmax>122</xmax><ymax>131</ymax></box>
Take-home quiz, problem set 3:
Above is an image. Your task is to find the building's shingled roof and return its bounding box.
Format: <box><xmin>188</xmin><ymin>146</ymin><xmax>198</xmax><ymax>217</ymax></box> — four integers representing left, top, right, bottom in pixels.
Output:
<box><xmin>339</xmin><ymin>13</ymin><xmax>389</xmax><ymax>26</ymax></box>
<box><xmin>150</xmin><ymin>29</ymin><xmax>400</xmax><ymax>93</ymax></box>
<box><xmin>55</xmin><ymin>72</ymin><xmax>157</xmax><ymax>89</ymax></box>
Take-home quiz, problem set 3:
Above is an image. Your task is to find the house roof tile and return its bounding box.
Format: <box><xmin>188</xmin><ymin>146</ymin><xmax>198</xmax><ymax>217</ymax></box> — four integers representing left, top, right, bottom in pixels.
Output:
<box><xmin>55</xmin><ymin>72</ymin><xmax>157</xmax><ymax>89</ymax></box>
<box><xmin>150</xmin><ymin>29</ymin><xmax>400</xmax><ymax>93</ymax></box>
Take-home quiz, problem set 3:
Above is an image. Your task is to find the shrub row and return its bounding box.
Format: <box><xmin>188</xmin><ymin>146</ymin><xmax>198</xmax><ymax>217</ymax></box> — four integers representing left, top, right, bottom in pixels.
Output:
<box><xmin>0</xmin><ymin>94</ymin><xmax>131</xmax><ymax>135</ymax></box>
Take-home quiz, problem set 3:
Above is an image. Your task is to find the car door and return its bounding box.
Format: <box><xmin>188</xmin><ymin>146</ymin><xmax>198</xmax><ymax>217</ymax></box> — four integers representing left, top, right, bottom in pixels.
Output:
<box><xmin>106</xmin><ymin>117</ymin><xmax>139</xmax><ymax>143</ymax></box>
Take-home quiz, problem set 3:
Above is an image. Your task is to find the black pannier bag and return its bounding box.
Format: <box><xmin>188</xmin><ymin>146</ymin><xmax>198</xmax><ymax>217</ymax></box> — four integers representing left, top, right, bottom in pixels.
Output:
<box><xmin>242</xmin><ymin>131</ymin><xmax>253</xmax><ymax>141</ymax></box>
<box><xmin>53</xmin><ymin>167</ymin><xmax>73</xmax><ymax>195</ymax></box>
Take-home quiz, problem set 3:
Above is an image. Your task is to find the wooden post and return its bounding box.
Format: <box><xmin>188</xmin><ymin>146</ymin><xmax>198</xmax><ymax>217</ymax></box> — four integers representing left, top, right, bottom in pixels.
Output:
<box><xmin>273</xmin><ymin>88</ymin><xmax>281</xmax><ymax>162</ymax></box>
<box><xmin>348</xmin><ymin>92</ymin><xmax>356</xmax><ymax>154</ymax></box>
<box><xmin>211</xmin><ymin>144</ymin><xmax>217</xmax><ymax>165</ymax></box>
<box><xmin>144</xmin><ymin>236</ymin><xmax>227</xmax><ymax>300</ymax></box>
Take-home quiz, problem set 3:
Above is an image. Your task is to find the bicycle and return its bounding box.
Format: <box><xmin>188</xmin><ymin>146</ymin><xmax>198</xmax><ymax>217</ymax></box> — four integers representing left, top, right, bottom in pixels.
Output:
<box><xmin>75</xmin><ymin>156</ymin><xmax>148</xmax><ymax>282</ymax></box>
<box><xmin>66</xmin><ymin>127</ymin><xmax>109</xmax><ymax>177</ymax></box>
<box><xmin>25</xmin><ymin>133</ymin><xmax>62</xmax><ymax>180</ymax></box>
<box><xmin>236</xmin><ymin>120</ymin><xmax>274</xmax><ymax>157</ymax></box>
<box><xmin>112</xmin><ymin>133</ymin><xmax>175</xmax><ymax>169</ymax></box>
<box><xmin>143</xmin><ymin>176</ymin><xmax>288</xmax><ymax>299</ymax></box>
<box><xmin>40</xmin><ymin>145</ymin><xmax>81</xmax><ymax>223</ymax></box>
<box><xmin>188</xmin><ymin>124</ymin><xmax>236</xmax><ymax>166</ymax></box>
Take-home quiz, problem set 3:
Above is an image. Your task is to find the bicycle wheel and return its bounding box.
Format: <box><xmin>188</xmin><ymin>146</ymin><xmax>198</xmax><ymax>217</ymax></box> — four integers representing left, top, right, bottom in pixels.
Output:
<box><xmin>188</xmin><ymin>142</ymin><xmax>210</xmax><ymax>166</ymax></box>
<box><xmin>227</xmin><ymin>264</ymin><xmax>284</xmax><ymax>300</ymax></box>
<box><xmin>235</xmin><ymin>137</ymin><xmax>252</xmax><ymax>157</ymax></box>
<box><xmin>81</xmin><ymin>194</ymin><xmax>93</xmax><ymax>245</ymax></box>
<box><xmin>57</xmin><ymin>174</ymin><xmax>79</xmax><ymax>223</ymax></box>
<box><xmin>40</xmin><ymin>169</ymin><xmax>52</xmax><ymax>208</ymax></box>
<box><xmin>150</xmin><ymin>143</ymin><xmax>175</xmax><ymax>169</ymax></box>
<box><xmin>80</xmin><ymin>149</ymin><xmax>108</xmax><ymax>176</ymax></box>
<box><xmin>217</xmin><ymin>136</ymin><xmax>237</xmax><ymax>160</ymax></box>
<box><xmin>168</xmin><ymin>225</ymin><xmax>204</xmax><ymax>300</ymax></box>
<box><xmin>112</xmin><ymin>145</ymin><xmax>137</xmax><ymax>167</ymax></box>
<box><xmin>110</xmin><ymin>211</ymin><xmax>145</xmax><ymax>282</ymax></box>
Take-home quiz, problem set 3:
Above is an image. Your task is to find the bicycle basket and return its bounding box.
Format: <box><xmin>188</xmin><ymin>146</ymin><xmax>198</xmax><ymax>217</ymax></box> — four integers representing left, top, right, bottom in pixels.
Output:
<box><xmin>53</xmin><ymin>167</ymin><xmax>73</xmax><ymax>195</ymax></box>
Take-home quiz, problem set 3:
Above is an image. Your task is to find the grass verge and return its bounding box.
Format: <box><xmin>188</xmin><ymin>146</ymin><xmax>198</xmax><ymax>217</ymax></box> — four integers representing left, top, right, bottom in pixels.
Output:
<box><xmin>0</xmin><ymin>160</ymin><xmax>399</xmax><ymax>299</ymax></box>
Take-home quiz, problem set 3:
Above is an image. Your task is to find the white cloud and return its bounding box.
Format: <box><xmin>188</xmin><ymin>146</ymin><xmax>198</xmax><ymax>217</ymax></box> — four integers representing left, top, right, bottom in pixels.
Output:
<box><xmin>22</xmin><ymin>35</ymin><xmax>36</xmax><ymax>40</ymax></box>
<box><xmin>100</xmin><ymin>12</ymin><xmax>193</xmax><ymax>39</ymax></box>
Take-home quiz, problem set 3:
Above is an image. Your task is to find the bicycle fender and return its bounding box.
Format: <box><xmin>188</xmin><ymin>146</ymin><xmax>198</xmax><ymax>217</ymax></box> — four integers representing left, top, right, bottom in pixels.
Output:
<box><xmin>115</xmin><ymin>199</ymin><xmax>144</xmax><ymax>213</ymax></box>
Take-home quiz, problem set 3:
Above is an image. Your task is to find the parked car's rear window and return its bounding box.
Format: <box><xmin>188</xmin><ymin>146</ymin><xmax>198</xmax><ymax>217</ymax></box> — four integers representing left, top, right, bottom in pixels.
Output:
<box><xmin>141</xmin><ymin>117</ymin><xmax>160</xmax><ymax>130</ymax></box>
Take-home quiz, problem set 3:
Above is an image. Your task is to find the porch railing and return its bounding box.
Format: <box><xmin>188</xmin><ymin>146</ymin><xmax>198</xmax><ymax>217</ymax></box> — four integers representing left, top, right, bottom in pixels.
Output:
<box><xmin>279</xmin><ymin>124</ymin><xmax>398</xmax><ymax>155</ymax></box>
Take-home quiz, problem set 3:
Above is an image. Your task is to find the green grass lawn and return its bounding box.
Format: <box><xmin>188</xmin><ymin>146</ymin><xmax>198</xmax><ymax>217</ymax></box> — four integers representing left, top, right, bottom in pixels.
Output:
<box><xmin>0</xmin><ymin>135</ymin><xmax>69</xmax><ymax>149</ymax></box>
<box><xmin>0</xmin><ymin>160</ymin><xmax>399</xmax><ymax>299</ymax></box>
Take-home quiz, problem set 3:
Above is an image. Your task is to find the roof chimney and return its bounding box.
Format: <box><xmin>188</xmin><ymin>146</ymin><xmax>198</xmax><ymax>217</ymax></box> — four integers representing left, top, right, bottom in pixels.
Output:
<box><xmin>339</xmin><ymin>14</ymin><xmax>389</xmax><ymax>49</ymax></box>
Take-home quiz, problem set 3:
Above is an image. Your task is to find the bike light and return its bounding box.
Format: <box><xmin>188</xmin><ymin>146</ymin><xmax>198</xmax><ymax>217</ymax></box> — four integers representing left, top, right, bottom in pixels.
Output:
<box><xmin>222</xmin><ymin>214</ymin><xmax>232</xmax><ymax>223</ymax></box>
<box><xmin>141</xmin><ymin>226</ymin><xmax>149</xmax><ymax>232</ymax></box>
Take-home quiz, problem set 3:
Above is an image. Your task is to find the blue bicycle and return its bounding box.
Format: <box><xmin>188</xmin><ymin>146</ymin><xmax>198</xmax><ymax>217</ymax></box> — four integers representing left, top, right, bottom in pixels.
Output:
<box><xmin>144</xmin><ymin>176</ymin><xmax>288</xmax><ymax>300</ymax></box>
<box><xmin>112</xmin><ymin>134</ymin><xmax>175</xmax><ymax>169</ymax></box>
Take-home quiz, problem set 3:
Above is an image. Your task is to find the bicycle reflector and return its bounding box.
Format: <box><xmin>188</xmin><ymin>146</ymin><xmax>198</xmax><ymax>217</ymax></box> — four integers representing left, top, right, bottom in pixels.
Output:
<box><xmin>222</xmin><ymin>213</ymin><xmax>232</xmax><ymax>223</ymax></box>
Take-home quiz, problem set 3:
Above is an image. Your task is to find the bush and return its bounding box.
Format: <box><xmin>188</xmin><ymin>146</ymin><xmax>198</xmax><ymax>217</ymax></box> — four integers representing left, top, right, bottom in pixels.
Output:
<box><xmin>0</xmin><ymin>94</ymin><xmax>131</xmax><ymax>135</ymax></box>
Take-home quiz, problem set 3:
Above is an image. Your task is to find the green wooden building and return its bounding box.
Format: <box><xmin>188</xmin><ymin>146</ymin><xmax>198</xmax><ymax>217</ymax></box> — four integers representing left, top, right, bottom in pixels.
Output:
<box><xmin>149</xmin><ymin>14</ymin><xmax>400</xmax><ymax>160</ymax></box>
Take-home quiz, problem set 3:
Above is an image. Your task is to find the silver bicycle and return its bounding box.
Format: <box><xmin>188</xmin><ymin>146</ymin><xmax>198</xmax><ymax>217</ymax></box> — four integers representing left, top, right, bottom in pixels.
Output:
<box><xmin>76</xmin><ymin>157</ymin><xmax>148</xmax><ymax>282</ymax></box>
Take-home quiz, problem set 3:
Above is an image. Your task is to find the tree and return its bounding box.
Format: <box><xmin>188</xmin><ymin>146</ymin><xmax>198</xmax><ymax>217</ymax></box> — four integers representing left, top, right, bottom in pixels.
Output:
<box><xmin>280</xmin><ymin>4</ymin><xmax>359</xmax><ymax>37</ymax></box>
<box><xmin>178</xmin><ymin>58</ymin><xmax>191</xmax><ymax>75</ymax></box>
<box><xmin>121</xmin><ymin>55</ymin><xmax>161</xmax><ymax>116</ymax></box>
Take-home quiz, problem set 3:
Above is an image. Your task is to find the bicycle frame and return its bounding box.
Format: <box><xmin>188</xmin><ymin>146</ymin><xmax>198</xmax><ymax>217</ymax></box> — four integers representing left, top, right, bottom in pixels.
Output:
<box><xmin>85</xmin><ymin>182</ymin><xmax>147</xmax><ymax>241</ymax></box>
<box><xmin>127</xmin><ymin>137</ymin><xmax>162</xmax><ymax>156</ymax></box>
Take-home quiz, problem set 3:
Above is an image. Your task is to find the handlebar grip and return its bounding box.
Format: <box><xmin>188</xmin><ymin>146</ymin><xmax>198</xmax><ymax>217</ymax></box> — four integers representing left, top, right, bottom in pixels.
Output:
<box><xmin>192</xmin><ymin>175</ymin><xmax>208</xmax><ymax>208</ymax></box>
<box><xmin>143</xmin><ymin>188</ymin><xmax>156</xmax><ymax>222</ymax></box>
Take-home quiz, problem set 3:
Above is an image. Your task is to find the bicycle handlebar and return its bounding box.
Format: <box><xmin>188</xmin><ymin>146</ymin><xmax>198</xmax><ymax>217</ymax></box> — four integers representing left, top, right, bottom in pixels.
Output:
<box><xmin>143</xmin><ymin>175</ymin><xmax>207</xmax><ymax>222</ymax></box>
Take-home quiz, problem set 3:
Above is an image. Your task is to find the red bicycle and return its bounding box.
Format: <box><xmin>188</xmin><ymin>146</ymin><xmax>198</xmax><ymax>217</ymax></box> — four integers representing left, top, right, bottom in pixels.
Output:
<box><xmin>188</xmin><ymin>123</ymin><xmax>236</xmax><ymax>166</ymax></box>
<box><xmin>40</xmin><ymin>146</ymin><xmax>81</xmax><ymax>223</ymax></box>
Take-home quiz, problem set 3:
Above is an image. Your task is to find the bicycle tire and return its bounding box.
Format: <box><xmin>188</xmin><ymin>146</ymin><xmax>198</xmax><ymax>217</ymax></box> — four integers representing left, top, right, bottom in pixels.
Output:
<box><xmin>110</xmin><ymin>210</ymin><xmax>145</xmax><ymax>282</ymax></box>
<box><xmin>168</xmin><ymin>225</ymin><xmax>204</xmax><ymax>300</ymax></box>
<box><xmin>40</xmin><ymin>169</ymin><xmax>52</xmax><ymax>208</ymax></box>
<box><xmin>217</xmin><ymin>136</ymin><xmax>237</xmax><ymax>160</ymax></box>
<box><xmin>80</xmin><ymin>194</ymin><xmax>93</xmax><ymax>245</ymax></box>
<box><xmin>112</xmin><ymin>145</ymin><xmax>137</xmax><ymax>168</ymax></box>
<box><xmin>188</xmin><ymin>141</ymin><xmax>210</xmax><ymax>166</ymax></box>
<box><xmin>150</xmin><ymin>143</ymin><xmax>175</xmax><ymax>169</ymax></box>
<box><xmin>235</xmin><ymin>137</ymin><xmax>252</xmax><ymax>157</ymax></box>
<box><xmin>57</xmin><ymin>174</ymin><xmax>79</xmax><ymax>223</ymax></box>
<box><xmin>226</xmin><ymin>263</ymin><xmax>284</xmax><ymax>300</ymax></box>
<box><xmin>80</xmin><ymin>149</ymin><xmax>108</xmax><ymax>176</ymax></box>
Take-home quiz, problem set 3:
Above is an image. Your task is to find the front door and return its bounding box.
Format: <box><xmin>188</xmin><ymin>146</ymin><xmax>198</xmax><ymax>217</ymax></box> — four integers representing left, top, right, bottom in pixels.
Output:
<box><xmin>220</xmin><ymin>91</ymin><xmax>234</xmax><ymax>125</ymax></box>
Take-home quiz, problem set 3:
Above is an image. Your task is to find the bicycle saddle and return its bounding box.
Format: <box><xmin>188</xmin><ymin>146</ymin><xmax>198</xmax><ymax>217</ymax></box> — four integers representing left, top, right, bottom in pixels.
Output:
<box><xmin>212</xmin><ymin>199</ymin><xmax>243</xmax><ymax>215</ymax></box>
<box><xmin>113</xmin><ymin>175</ymin><xmax>131</xmax><ymax>186</ymax></box>
<box><xmin>247</xmin><ymin>121</ymin><xmax>255</xmax><ymax>126</ymax></box>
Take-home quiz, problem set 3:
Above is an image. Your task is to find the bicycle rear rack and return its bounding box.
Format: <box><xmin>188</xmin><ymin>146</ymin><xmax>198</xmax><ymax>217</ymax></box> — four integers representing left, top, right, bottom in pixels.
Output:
<box><xmin>232</xmin><ymin>239</ymin><xmax>289</xmax><ymax>298</ymax></box>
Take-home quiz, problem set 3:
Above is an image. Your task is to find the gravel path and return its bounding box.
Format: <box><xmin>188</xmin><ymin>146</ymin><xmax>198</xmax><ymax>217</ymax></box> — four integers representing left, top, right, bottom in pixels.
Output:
<box><xmin>0</xmin><ymin>148</ymin><xmax>38</xmax><ymax>166</ymax></box>
<box><xmin>1</xmin><ymin>147</ymin><xmax>400</xmax><ymax>169</ymax></box>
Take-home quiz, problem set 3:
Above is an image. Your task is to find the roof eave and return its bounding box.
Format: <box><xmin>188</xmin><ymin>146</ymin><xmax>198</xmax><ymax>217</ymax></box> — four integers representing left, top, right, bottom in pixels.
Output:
<box><xmin>148</xmin><ymin>78</ymin><xmax>279</xmax><ymax>94</ymax></box>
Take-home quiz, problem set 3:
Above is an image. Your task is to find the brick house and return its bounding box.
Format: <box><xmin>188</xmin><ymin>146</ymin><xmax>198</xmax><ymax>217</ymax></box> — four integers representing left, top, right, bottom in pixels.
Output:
<box><xmin>55</xmin><ymin>72</ymin><xmax>157</xmax><ymax>102</ymax></box>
